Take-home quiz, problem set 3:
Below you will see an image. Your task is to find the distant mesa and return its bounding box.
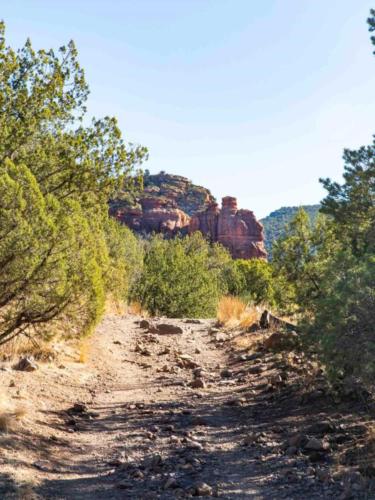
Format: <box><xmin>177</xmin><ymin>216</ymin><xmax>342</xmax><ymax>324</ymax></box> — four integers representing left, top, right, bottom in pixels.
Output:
<box><xmin>110</xmin><ymin>172</ymin><xmax>267</xmax><ymax>260</ymax></box>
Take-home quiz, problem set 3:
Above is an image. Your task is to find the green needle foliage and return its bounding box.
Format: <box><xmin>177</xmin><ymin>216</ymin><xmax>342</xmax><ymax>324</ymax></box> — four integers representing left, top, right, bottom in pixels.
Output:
<box><xmin>271</xmin><ymin>11</ymin><xmax>375</xmax><ymax>386</ymax></box>
<box><xmin>0</xmin><ymin>23</ymin><xmax>146</xmax><ymax>345</ymax></box>
<box><xmin>131</xmin><ymin>233</ymin><xmax>232</xmax><ymax>318</ymax></box>
<box><xmin>226</xmin><ymin>258</ymin><xmax>275</xmax><ymax>306</ymax></box>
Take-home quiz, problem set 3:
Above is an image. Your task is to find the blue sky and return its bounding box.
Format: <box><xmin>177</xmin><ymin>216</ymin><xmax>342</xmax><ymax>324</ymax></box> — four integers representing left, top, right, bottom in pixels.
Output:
<box><xmin>2</xmin><ymin>0</ymin><xmax>375</xmax><ymax>217</ymax></box>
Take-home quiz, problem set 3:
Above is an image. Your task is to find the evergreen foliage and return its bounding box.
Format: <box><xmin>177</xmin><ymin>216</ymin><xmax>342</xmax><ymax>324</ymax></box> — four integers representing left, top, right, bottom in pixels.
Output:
<box><xmin>0</xmin><ymin>23</ymin><xmax>146</xmax><ymax>344</ymax></box>
<box><xmin>261</xmin><ymin>205</ymin><xmax>320</xmax><ymax>258</ymax></box>
<box><xmin>131</xmin><ymin>233</ymin><xmax>232</xmax><ymax>317</ymax></box>
<box><xmin>227</xmin><ymin>259</ymin><xmax>275</xmax><ymax>306</ymax></box>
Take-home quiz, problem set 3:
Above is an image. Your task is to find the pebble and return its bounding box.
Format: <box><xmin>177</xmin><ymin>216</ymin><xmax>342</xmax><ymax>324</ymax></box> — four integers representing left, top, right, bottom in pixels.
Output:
<box><xmin>305</xmin><ymin>437</ymin><xmax>330</xmax><ymax>452</ymax></box>
<box><xmin>220</xmin><ymin>368</ymin><xmax>232</xmax><ymax>378</ymax></box>
<box><xmin>194</xmin><ymin>482</ymin><xmax>213</xmax><ymax>496</ymax></box>
<box><xmin>189</xmin><ymin>378</ymin><xmax>205</xmax><ymax>389</ymax></box>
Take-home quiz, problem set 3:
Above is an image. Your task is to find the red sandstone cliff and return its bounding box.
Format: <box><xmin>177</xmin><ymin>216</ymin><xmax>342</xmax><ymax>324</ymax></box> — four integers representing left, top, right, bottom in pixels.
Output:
<box><xmin>112</xmin><ymin>197</ymin><xmax>190</xmax><ymax>235</ymax></box>
<box><xmin>110</xmin><ymin>172</ymin><xmax>266</xmax><ymax>259</ymax></box>
<box><xmin>189</xmin><ymin>196</ymin><xmax>267</xmax><ymax>259</ymax></box>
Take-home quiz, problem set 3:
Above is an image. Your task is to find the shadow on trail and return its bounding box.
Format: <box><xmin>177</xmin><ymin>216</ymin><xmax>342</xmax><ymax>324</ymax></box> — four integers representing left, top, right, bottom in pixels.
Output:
<box><xmin>34</xmin><ymin>355</ymin><xmax>370</xmax><ymax>499</ymax></box>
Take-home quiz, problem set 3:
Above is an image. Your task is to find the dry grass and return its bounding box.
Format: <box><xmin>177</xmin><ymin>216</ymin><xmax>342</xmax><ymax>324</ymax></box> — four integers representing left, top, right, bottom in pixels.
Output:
<box><xmin>78</xmin><ymin>339</ymin><xmax>89</xmax><ymax>363</ymax></box>
<box><xmin>0</xmin><ymin>391</ymin><xmax>27</xmax><ymax>433</ymax></box>
<box><xmin>128</xmin><ymin>301</ymin><xmax>149</xmax><ymax>317</ymax></box>
<box><xmin>0</xmin><ymin>335</ymin><xmax>57</xmax><ymax>362</ymax></box>
<box><xmin>217</xmin><ymin>296</ymin><xmax>259</xmax><ymax>329</ymax></box>
<box><xmin>105</xmin><ymin>296</ymin><xmax>127</xmax><ymax>316</ymax></box>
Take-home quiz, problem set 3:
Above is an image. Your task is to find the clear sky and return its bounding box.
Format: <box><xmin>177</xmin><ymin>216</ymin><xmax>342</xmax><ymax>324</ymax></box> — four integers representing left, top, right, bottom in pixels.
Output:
<box><xmin>2</xmin><ymin>1</ymin><xmax>375</xmax><ymax>217</ymax></box>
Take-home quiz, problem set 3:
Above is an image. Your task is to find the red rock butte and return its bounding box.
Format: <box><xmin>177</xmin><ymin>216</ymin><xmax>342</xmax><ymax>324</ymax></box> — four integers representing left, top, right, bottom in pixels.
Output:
<box><xmin>189</xmin><ymin>197</ymin><xmax>267</xmax><ymax>260</ymax></box>
<box><xmin>109</xmin><ymin>172</ymin><xmax>267</xmax><ymax>260</ymax></box>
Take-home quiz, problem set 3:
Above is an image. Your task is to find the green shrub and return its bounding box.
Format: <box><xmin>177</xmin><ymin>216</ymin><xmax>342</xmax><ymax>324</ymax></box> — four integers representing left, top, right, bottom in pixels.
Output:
<box><xmin>131</xmin><ymin>233</ymin><xmax>231</xmax><ymax>317</ymax></box>
<box><xmin>0</xmin><ymin>160</ymin><xmax>106</xmax><ymax>344</ymax></box>
<box><xmin>310</xmin><ymin>252</ymin><xmax>375</xmax><ymax>384</ymax></box>
<box><xmin>227</xmin><ymin>259</ymin><xmax>275</xmax><ymax>306</ymax></box>
<box><xmin>104</xmin><ymin>218</ymin><xmax>143</xmax><ymax>302</ymax></box>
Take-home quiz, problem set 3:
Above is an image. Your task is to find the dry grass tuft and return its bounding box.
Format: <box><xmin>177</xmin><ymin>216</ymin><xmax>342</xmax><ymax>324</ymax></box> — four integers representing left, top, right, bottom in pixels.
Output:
<box><xmin>0</xmin><ymin>336</ymin><xmax>57</xmax><ymax>362</ymax></box>
<box><xmin>78</xmin><ymin>340</ymin><xmax>89</xmax><ymax>364</ymax></box>
<box><xmin>128</xmin><ymin>301</ymin><xmax>149</xmax><ymax>317</ymax></box>
<box><xmin>105</xmin><ymin>296</ymin><xmax>127</xmax><ymax>315</ymax></box>
<box><xmin>217</xmin><ymin>296</ymin><xmax>259</xmax><ymax>329</ymax></box>
<box><xmin>0</xmin><ymin>391</ymin><xmax>27</xmax><ymax>433</ymax></box>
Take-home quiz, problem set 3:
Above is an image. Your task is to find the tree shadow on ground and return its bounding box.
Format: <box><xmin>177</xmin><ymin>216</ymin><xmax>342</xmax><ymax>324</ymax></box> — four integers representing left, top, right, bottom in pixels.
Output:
<box><xmin>33</xmin><ymin>351</ymin><xmax>372</xmax><ymax>499</ymax></box>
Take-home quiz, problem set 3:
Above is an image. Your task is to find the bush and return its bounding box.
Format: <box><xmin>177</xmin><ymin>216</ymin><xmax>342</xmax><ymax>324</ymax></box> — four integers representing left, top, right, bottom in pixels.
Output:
<box><xmin>104</xmin><ymin>218</ymin><xmax>143</xmax><ymax>303</ymax></box>
<box><xmin>310</xmin><ymin>252</ymin><xmax>375</xmax><ymax>384</ymax></box>
<box><xmin>228</xmin><ymin>259</ymin><xmax>275</xmax><ymax>306</ymax></box>
<box><xmin>0</xmin><ymin>160</ymin><xmax>106</xmax><ymax>344</ymax></box>
<box><xmin>131</xmin><ymin>233</ymin><xmax>231</xmax><ymax>317</ymax></box>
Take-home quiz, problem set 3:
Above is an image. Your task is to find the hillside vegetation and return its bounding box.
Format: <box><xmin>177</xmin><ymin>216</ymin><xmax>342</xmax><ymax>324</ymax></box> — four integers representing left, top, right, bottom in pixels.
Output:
<box><xmin>0</xmin><ymin>22</ymin><xmax>146</xmax><ymax>345</ymax></box>
<box><xmin>111</xmin><ymin>170</ymin><xmax>215</xmax><ymax>216</ymax></box>
<box><xmin>261</xmin><ymin>205</ymin><xmax>320</xmax><ymax>257</ymax></box>
<box><xmin>0</xmin><ymin>10</ymin><xmax>374</xmax><ymax>394</ymax></box>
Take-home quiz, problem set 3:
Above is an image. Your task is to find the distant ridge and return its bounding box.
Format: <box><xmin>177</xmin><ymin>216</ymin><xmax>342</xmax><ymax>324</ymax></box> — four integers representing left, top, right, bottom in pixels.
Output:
<box><xmin>261</xmin><ymin>205</ymin><xmax>321</xmax><ymax>258</ymax></box>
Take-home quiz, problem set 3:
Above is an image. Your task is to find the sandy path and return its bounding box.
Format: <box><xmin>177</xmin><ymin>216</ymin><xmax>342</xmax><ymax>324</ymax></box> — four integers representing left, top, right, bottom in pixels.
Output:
<box><xmin>0</xmin><ymin>314</ymin><xmax>371</xmax><ymax>499</ymax></box>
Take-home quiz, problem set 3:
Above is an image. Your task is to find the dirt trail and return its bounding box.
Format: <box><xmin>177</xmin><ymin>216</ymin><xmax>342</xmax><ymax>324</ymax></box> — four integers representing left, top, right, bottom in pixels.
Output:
<box><xmin>0</xmin><ymin>315</ymin><xmax>372</xmax><ymax>499</ymax></box>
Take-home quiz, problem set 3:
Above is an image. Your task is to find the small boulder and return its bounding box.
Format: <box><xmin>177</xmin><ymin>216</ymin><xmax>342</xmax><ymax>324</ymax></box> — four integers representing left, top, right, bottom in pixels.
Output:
<box><xmin>307</xmin><ymin>421</ymin><xmax>336</xmax><ymax>435</ymax></box>
<box><xmin>177</xmin><ymin>354</ymin><xmax>200</xmax><ymax>369</ymax></box>
<box><xmin>151</xmin><ymin>324</ymin><xmax>183</xmax><ymax>335</ymax></box>
<box><xmin>220</xmin><ymin>368</ymin><xmax>232</xmax><ymax>378</ymax></box>
<box><xmin>194</xmin><ymin>482</ymin><xmax>213</xmax><ymax>496</ymax></box>
<box><xmin>139</xmin><ymin>319</ymin><xmax>150</xmax><ymax>329</ymax></box>
<box><xmin>243</xmin><ymin>433</ymin><xmax>258</xmax><ymax>446</ymax></box>
<box><xmin>264</xmin><ymin>333</ymin><xmax>284</xmax><ymax>350</ymax></box>
<box><xmin>304</xmin><ymin>437</ymin><xmax>330</xmax><ymax>452</ymax></box>
<box><xmin>13</xmin><ymin>357</ymin><xmax>38</xmax><ymax>372</ymax></box>
<box><xmin>288</xmin><ymin>433</ymin><xmax>307</xmax><ymax>448</ymax></box>
<box><xmin>215</xmin><ymin>332</ymin><xmax>228</xmax><ymax>342</ymax></box>
<box><xmin>248</xmin><ymin>365</ymin><xmax>266</xmax><ymax>375</ymax></box>
<box><xmin>67</xmin><ymin>403</ymin><xmax>88</xmax><ymax>415</ymax></box>
<box><xmin>189</xmin><ymin>378</ymin><xmax>205</xmax><ymax>389</ymax></box>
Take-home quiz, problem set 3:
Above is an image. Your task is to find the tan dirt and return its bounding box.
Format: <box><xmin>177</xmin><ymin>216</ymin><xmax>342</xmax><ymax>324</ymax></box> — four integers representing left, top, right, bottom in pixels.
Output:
<box><xmin>0</xmin><ymin>315</ymin><xmax>373</xmax><ymax>499</ymax></box>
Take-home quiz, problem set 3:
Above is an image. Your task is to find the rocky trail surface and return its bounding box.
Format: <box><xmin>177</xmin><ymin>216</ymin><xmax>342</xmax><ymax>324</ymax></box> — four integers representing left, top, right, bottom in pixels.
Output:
<box><xmin>0</xmin><ymin>315</ymin><xmax>373</xmax><ymax>499</ymax></box>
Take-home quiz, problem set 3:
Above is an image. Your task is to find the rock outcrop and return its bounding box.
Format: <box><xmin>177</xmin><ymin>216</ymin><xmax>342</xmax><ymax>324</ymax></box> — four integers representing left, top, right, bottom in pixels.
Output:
<box><xmin>113</xmin><ymin>197</ymin><xmax>190</xmax><ymax>235</ymax></box>
<box><xmin>110</xmin><ymin>172</ymin><xmax>267</xmax><ymax>259</ymax></box>
<box><xmin>190</xmin><ymin>197</ymin><xmax>267</xmax><ymax>259</ymax></box>
<box><xmin>109</xmin><ymin>172</ymin><xmax>214</xmax><ymax>236</ymax></box>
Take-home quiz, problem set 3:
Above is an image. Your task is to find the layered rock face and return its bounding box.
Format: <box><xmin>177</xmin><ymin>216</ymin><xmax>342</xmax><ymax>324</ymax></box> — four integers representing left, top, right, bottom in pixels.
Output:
<box><xmin>112</xmin><ymin>197</ymin><xmax>190</xmax><ymax>235</ymax></box>
<box><xmin>110</xmin><ymin>172</ymin><xmax>214</xmax><ymax>236</ymax></box>
<box><xmin>190</xmin><ymin>197</ymin><xmax>267</xmax><ymax>259</ymax></box>
<box><xmin>110</xmin><ymin>172</ymin><xmax>266</xmax><ymax>259</ymax></box>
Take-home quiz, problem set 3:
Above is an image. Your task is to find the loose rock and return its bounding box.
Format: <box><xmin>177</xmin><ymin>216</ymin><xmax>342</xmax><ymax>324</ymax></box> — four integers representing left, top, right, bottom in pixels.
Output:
<box><xmin>150</xmin><ymin>323</ymin><xmax>183</xmax><ymax>335</ymax></box>
<box><xmin>189</xmin><ymin>378</ymin><xmax>205</xmax><ymax>389</ymax></box>
<box><xmin>194</xmin><ymin>482</ymin><xmax>213</xmax><ymax>496</ymax></box>
<box><xmin>13</xmin><ymin>357</ymin><xmax>38</xmax><ymax>372</ymax></box>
